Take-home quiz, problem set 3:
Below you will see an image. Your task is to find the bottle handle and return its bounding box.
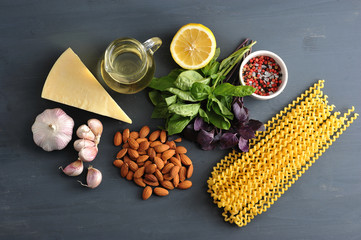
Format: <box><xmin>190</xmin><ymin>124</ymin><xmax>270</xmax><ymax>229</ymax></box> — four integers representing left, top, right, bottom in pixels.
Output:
<box><xmin>143</xmin><ymin>37</ymin><xmax>162</xmax><ymax>55</ymax></box>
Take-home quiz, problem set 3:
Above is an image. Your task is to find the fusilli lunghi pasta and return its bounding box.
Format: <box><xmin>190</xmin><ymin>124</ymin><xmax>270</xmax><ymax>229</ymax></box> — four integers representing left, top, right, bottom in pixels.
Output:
<box><xmin>207</xmin><ymin>80</ymin><xmax>358</xmax><ymax>227</ymax></box>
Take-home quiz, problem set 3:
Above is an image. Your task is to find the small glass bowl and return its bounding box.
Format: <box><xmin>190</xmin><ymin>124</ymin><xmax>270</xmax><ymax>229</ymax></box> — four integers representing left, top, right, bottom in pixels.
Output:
<box><xmin>239</xmin><ymin>50</ymin><xmax>288</xmax><ymax>100</ymax></box>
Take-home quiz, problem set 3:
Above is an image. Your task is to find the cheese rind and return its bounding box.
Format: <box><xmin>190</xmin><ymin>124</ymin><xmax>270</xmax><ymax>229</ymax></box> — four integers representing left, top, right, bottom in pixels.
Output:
<box><xmin>41</xmin><ymin>48</ymin><xmax>132</xmax><ymax>123</ymax></box>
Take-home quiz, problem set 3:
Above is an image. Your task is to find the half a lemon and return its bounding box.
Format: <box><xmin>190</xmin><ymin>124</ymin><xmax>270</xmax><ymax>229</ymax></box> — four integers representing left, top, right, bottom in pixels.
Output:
<box><xmin>170</xmin><ymin>23</ymin><xmax>217</xmax><ymax>70</ymax></box>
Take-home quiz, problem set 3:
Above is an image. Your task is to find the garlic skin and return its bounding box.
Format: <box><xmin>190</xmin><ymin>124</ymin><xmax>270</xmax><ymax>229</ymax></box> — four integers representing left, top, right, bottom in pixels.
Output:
<box><xmin>59</xmin><ymin>159</ymin><xmax>83</xmax><ymax>176</ymax></box>
<box><xmin>73</xmin><ymin>139</ymin><xmax>96</xmax><ymax>152</ymax></box>
<box><xmin>31</xmin><ymin>108</ymin><xmax>74</xmax><ymax>152</ymax></box>
<box><xmin>78</xmin><ymin>146</ymin><xmax>98</xmax><ymax>162</ymax></box>
<box><xmin>76</xmin><ymin>124</ymin><xmax>95</xmax><ymax>141</ymax></box>
<box><xmin>87</xmin><ymin>119</ymin><xmax>103</xmax><ymax>144</ymax></box>
<box><xmin>78</xmin><ymin>166</ymin><xmax>102</xmax><ymax>189</ymax></box>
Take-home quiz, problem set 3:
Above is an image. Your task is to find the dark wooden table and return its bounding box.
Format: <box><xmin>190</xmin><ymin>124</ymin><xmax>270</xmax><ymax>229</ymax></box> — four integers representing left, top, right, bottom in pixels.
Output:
<box><xmin>1</xmin><ymin>0</ymin><xmax>360</xmax><ymax>239</ymax></box>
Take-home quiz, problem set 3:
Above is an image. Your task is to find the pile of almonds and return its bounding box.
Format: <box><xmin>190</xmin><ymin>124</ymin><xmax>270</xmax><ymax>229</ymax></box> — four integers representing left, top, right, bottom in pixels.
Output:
<box><xmin>113</xmin><ymin>126</ymin><xmax>193</xmax><ymax>200</ymax></box>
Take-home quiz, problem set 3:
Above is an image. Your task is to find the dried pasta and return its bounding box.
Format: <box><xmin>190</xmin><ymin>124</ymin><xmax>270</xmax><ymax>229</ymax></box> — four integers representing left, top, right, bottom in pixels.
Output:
<box><xmin>207</xmin><ymin>80</ymin><xmax>358</xmax><ymax>227</ymax></box>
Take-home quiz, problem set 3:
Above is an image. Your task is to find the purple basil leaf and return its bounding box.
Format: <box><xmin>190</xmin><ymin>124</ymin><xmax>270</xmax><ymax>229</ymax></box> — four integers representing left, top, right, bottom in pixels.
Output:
<box><xmin>183</xmin><ymin>123</ymin><xmax>198</xmax><ymax>141</ymax></box>
<box><xmin>213</xmin><ymin>130</ymin><xmax>223</xmax><ymax>143</ymax></box>
<box><xmin>238</xmin><ymin>136</ymin><xmax>249</xmax><ymax>152</ymax></box>
<box><xmin>232</xmin><ymin>98</ymin><xmax>249</xmax><ymax>122</ymax></box>
<box><xmin>197</xmin><ymin>129</ymin><xmax>215</xmax><ymax>149</ymax></box>
<box><xmin>247</xmin><ymin>119</ymin><xmax>265</xmax><ymax>132</ymax></box>
<box><xmin>219</xmin><ymin>132</ymin><xmax>238</xmax><ymax>149</ymax></box>
<box><xmin>194</xmin><ymin>117</ymin><xmax>204</xmax><ymax>131</ymax></box>
<box><xmin>237</xmin><ymin>126</ymin><xmax>255</xmax><ymax>140</ymax></box>
<box><xmin>201</xmin><ymin>142</ymin><xmax>217</xmax><ymax>151</ymax></box>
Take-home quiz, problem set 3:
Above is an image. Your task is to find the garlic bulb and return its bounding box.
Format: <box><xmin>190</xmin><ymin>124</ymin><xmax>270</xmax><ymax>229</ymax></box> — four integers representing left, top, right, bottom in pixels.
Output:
<box><xmin>31</xmin><ymin>108</ymin><xmax>74</xmax><ymax>151</ymax></box>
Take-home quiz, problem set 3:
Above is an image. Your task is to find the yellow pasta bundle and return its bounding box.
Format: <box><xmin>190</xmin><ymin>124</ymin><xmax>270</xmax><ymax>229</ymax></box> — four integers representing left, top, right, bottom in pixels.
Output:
<box><xmin>207</xmin><ymin>80</ymin><xmax>358</xmax><ymax>227</ymax></box>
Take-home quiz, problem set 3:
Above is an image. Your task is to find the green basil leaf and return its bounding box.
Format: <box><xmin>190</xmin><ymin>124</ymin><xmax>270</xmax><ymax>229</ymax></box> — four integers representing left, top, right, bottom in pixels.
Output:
<box><xmin>207</xmin><ymin>110</ymin><xmax>231</xmax><ymax>130</ymax></box>
<box><xmin>208</xmin><ymin>61</ymin><xmax>220</xmax><ymax>76</ymax></box>
<box><xmin>199</xmin><ymin>108</ymin><xmax>209</xmax><ymax>123</ymax></box>
<box><xmin>213</xmin><ymin>83</ymin><xmax>255</xmax><ymax>97</ymax></box>
<box><xmin>148</xmin><ymin>90</ymin><xmax>163</xmax><ymax>106</ymax></box>
<box><xmin>211</xmin><ymin>97</ymin><xmax>234</xmax><ymax>120</ymax></box>
<box><xmin>166</xmin><ymin>88</ymin><xmax>197</xmax><ymax>102</ymax></box>
<box><xmin>148</xmin><ymin>69</ymin><xmax>183</xmax><ymax>91</ymax></box>
<box><xmin>165</xmin><ymin>95</ymin><xmax>177</xmax><ymax>106</ymax></box>
<box><xmin>168</xmin><ymin>103</ymin><xmax>200</xmax><ymax>117</ymax></box>
<box><xmin>190</xmin><ymin>82</ymin><xmax>211</xmax><ymax>101</ymax></box>
<box><xmin>166</xmin><ymin>114</ymin><xmax>194</xmax><ymax>135</ymax></box>
<box><xmin>151</xmin><ymin>102</ymin><xmax>169</xmax><ymax>119</ymax></box>
<box><xmin>174</xmin><ymin>70</ymin><xmax>204</xmax><ymax>90</ymax></box>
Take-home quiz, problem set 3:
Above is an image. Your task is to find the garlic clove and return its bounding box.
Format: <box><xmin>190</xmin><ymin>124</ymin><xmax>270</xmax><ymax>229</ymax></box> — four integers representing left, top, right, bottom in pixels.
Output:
<box><xmin>78</xmin><ymin>146</ymin><xmax>98</xmax><ymax>162</ymax></box>
<box><xmin>59</xmin><ymin>159</ymin><xmax>84</xmax><ymax>176</ymax></box>
<box><xmin>73</xmin><ymin>139</ymin><xmax>96</xmax><ymax>152</ymax></box>
<box><xmin>76</xmin><ymin>124</ymin><xmax>95</xmax><ymax>141</ymax></box>
<box><xmin>87</xmin><ymin>119</ymin><xmax>103</xmax><ymax>137</ymax></box>
<box><xmin>78</xmin><ymin>166</ymin><xmax>102</xmax><ymax>189</ymax></box>
<box><xmin>32</xmin><ymin>108</ymin><xmax>74</xmax><ymax>151</ymax></box>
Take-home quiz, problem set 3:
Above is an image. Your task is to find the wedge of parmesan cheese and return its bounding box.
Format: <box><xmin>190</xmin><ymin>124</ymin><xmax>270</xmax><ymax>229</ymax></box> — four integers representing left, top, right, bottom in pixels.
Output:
<box><xmin>41</xmin><ymin>48</ymin><xmax>132</xmax><ymax>123</ymax></box>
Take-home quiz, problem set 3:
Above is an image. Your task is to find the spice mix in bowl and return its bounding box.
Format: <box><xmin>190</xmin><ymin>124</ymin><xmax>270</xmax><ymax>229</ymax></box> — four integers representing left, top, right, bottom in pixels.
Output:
<box><xmin>239</xmin><ymin>50</ymin><xmax>288</xmax><ymax>100</ymax></box>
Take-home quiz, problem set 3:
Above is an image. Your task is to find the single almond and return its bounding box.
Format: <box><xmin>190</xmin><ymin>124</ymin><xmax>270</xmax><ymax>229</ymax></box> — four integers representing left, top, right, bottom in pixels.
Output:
<box><xmin>180</xmin><ymin>154</ymin><xmax>192</xmax><ymax>166</ymax></box>
<box><xmin>169</xmin><ymin>157</ymin><xmax>182</xmax><ymax>167</ymax></box>
<box><xmin>173</xmin><ymin>174</ymin><xmax>180</xmax><ymax>187</ymax></box>
<box><xmin>126</xmin><ymin>171</ymin><xmax>134</xmax><ymax>181</ymax></box>
<box><xmin>150</xmin><ymin>141</ymin><xmax>162</xmax><ymax>148</ymax></box>
<box><xmin>149</xmin><ymin>130</ymin><xmax>160</xmax><ymax>141</ymax></box>
<box><xmin>116</xmin><ymin>148</ymin><xmax>128</xmax><ymax>159</ymax></box>
<box><xmin>147</xmin><ymin>148</ymin><xmax>156</xmax><ymax>159</ymax></box>
<box><xmin>160</xmin><ymin>130</ymin><xmax>167</xmax><ymax>143</ymax></box>
<box><xmin>154</xmin><ymin>144</ymin><xmax>170</xmax><ymax>153</ymax></box>
<box><xmin>154</xmin><ymin>169</ymin><xmax>164</xmax><ymax>182</ymax></box>
<box><xmin>174</xmin><ymin>137</ymin><xmax>182</xmax><ymax>143</ymax></box>
<box><xmin>128</xmin><ymin>148</ymin><xmax>139</xmax><ymax>160</ymax></box>
<box><xmin>145</xmin><ymin>163</ymin><xmax>157</xmax><ymax>174</ymax></box>
<box><xmin>129</xmin><ymin>131</ymin><xmax>139</xmax><ymax>139</ymax></box>
<box><xmin>187</xmin><ymin>164</ymin><xmax>194</xmax><ymax>178</ymax></box>
<box><xmin>175</xmin><ymin>146</ymin><xmax>187</xmax><ymax>154</ymax></box>
<box><xmin>114</xmin><ymin>131</ymin><xmax>122</xmax><ymax>146</ymax></box>
<box><xmin>128</xmin><ymin>138</ymin><xmax>139</xmax><ymax>150</ymax></box>
<box><xmin>144</xmin><ymin>174</ymin><xmax>158</xmax><ymax>182</ymax></box>
<box><xmin>123</xmin><ymin>129</ymin><xmax>130</xmax><ymax>143</ymax></box>
<box><xmin>134</xmin><ymin>177</ymin><xmax>146</xmax><ymax>187</ymax></box>
<box><xmin>113</xmin><ymin>159</ymin><xmax>124</xmax><ymax>168</ymax></box>
<box><xmin>142</xmin><ymin>186</ymin><xmax>152</xmax><ymax>200</ymax></box>
<box><xmin>139</xmin><ymin>126</ymin><xmax>150</xmax><ymax>138</ymax></box>
<box><xmin>120</xmin><ymin>163</ymin><xmax>129</xmax><ymax>178</ymax></box>
<box><xmin>128</xmin><ymin>160</ymin><xmax>139</xmax><ymax>172</ymax></box>
<box><xmin>123</xmin><ymin>155</ymin><xmax>132</xmax><ymax>164</ymax></box>
<box><xmin>154</xmin><ymin>187</ymin><xmax>169</xmax><ymax>196</ymax></box>
<box><xmin>179</xmin><ymin>166</ymin><xmax>187</xmax><ymax>182</ymax></box>
<box><xmin>170</xmin><ymin>165</ymin><xmax>180</xmax><ymax>179</ymax></box>
<box><xmin>144</xmin><ymin>179</ymin><xmax>159</xmax><ymax>187</ymax></box>
<box><xmin>163</xmin><ymin>173</ymin><xmax>173</xmax><ymax>181</ymax></box>
<box><xmin>154</xmin><ymin>157</ymin><xmax>164</xmax><ymax>170</ymax></box>
<box><xmin>136</xmin><ymin>137</ymin><xmax>148</xmax><ymax>143</ymax></box>
<box><xmin>166</xmin><ymin>141</ymin><xmax>176</xmax><ymax>149</ymax></box>
<box><xmin>162</xmin><ymin>163</ymin><xmax>174</xmax><ymax>174</ymax></box>
<box><xmin>144</xmin><ymin>160</ymin><xmax>152</xmax><ymax>168</ymax></box>
<box><xmin>161</xmin><ymin>149</ymin><xmax>176</xmax><ymax>161</ymax></box>
<box><xmin>137</xmin><ymin>155</ymin><xmax>149</xmax><ymax>164</ymax></box>
<box><xmin>134</xmin><ymin>166</ymin><xmax>145</xmax><ymax>178</ymax></box>
<box><xmin>138</xmin><ymin>150</ymin><xmax>147</xmax><ymax>155</ymax></box>
<box><xmin>177</xmin><ymin>180</ymin><xmax>192</xmax><ymax>189</ymax></box>
<box><xmin>122</xmin><ymin>142</ymin><xmax>129</xmax><ymax>148</ymax></box>
<box><xmin>160</xmin><ymin>180</ymin><xmax>174</xmax><ymax>190</ymax></box>
<box><xmin>138</xmin><ymin>140</ymin><xmax>150</xmax><ymax>151</ymax></box>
